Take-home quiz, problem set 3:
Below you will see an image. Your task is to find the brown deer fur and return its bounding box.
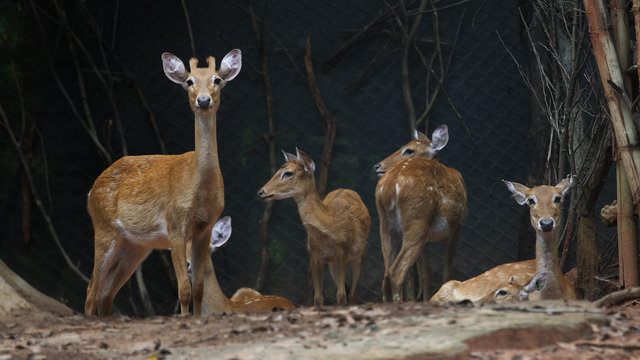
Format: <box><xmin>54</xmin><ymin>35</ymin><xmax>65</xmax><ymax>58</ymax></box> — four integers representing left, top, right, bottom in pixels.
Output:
<box><xmin>199</xmin><ymin>216</ymin><xmax>296</xmax><ymax>313</ymax></box>
<box><xmin>258</xmin><ymin>148</ymin><xmax>370</xmax><ymax>306</ymax></box>
<box><xmin>84</xmin><ymin>50</ymin><xmax>241</xmax><ymax>316</ymax></box>
<box><xmin>430</xmin><ymin>260</ymin><xmax>537</xmax><ymax>304</ymax></box>
<box><xmin>503</xmin><ymin>177</ymin><xmax>577</xmax><ymax>300</ymax></box>
<box><xmin>374</xmin><ymin>125</ymin><xmax>467</xmax><ymax>303</ymax></box>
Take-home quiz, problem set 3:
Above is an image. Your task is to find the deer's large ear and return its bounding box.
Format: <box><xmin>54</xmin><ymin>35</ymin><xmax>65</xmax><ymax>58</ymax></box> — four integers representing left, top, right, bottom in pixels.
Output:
<box><xmin>218</xmin><ymin>49</ymin><xmax>242</xmax><ymax>81</ymax></box>
<box><xmin>296</xmin><ymin>147</ymin><xmax>315</xmax><ymax>174</ymax></box>
<box><xmin>503</xmin><ymin>180</ymin><xmax>530</xmax><ymax>205</ymax></box>
<box><xmin>430</xmin><ymin>125</ymin><xmax>449</xmax><ymax>151</ymax></box>
<box><xmin>556</xmin><ymin>175</ymin><xmax>573</xmax><ymax>197</ymax></box>
<box><xmin>162</xmin><ymin>53</ymin><xmax>188</xmax><ymax>84</ymax></box>
<box><xmin>525</xmin><ymin>273</ymin><xmax>547</xmax><ymax>292</ymax></box>
<box><xmin>210</xmin><ymin>216</ymin><xmax>232</xmax><ymax>252</ymax></box>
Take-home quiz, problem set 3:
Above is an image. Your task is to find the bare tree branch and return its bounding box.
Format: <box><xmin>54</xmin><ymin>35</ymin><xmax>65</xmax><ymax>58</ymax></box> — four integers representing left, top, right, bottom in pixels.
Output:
<box><xmin>0</xmin><ymin>103</ymin><xmax>90</xmax><ymax>284</ymax></box>
<box><xmin>305</xmin><ymin>38</ymin><xmax>337</xmax><ymax>197</ymax></box>
<box><xmin>248</xmin><ymin>0</ymin><xmax>277</xmax><ymax>292</ymax></box>
<box><xmin>181</xmin><ymin>0</ymin><xmax>197</xmax><ymax>58</ymax></box>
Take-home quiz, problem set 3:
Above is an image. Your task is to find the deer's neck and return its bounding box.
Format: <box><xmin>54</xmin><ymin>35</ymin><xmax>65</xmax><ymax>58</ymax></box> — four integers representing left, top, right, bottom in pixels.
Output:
<box><xmin>201</xmin><ymin>256</ymin><xmax>233</xmax><ymax>314</ymax></box>
<box><xmin>294</xmin><ymin>181</ymin><xmax>332</xmax><ymax>232</ymax></box>
<box><xmin>535</xmin><ymin>230</ymin><xmax>560</xmax><ymax>274</ymax></box>
<box><xmin>192</xmin><ymin>111</ymin><xmax>224</xmax><ymax>216</ymax></box>
<box><xmin>534</xmin><ymin>229</ymin><xmax>566</xmax><ymax>298</ymax></box>
<box><xmin>194</xmin><ymin>111</ymin><xmax>220</xmax><ymax>174</ymax></box>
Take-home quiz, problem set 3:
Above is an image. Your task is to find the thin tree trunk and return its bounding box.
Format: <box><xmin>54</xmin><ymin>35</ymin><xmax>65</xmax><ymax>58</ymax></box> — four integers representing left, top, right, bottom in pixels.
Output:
<box><xmin>611</xmin><ymin>0</ymin><xmax>639</xmax><ymax>288</ymax></box>
<box><xmin>135</xmin><ymin>264</ymin><xmax>155</xmax><ymax>316</ymax></box>
<box><xmin>304</xmin><ymin>38</ymin><xmax>336</xmax><ymax>197</ymax></box>
<box><xmin>249</xmin><ymin>0</ymin><xmax>277</xmax><ymax>292</ymax></box>
<box><xmin>617</xmin><ymin>162</ymin><xmax>639</xmax><ymax>287</ymax></box>
<box><xmin>401</xmin><ymin>0</ymin><xmax>428</xmax><ymax>134</ymax></box>
<box><xmin>576</xmin><ymin>206</ymin><xmax>602</xmax><ymax>299</ymax></box>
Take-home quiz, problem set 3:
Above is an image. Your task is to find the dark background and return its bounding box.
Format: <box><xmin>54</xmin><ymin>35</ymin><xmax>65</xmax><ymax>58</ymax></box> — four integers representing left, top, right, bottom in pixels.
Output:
<box><xmin>0</xmin><ymin>0</ymin><xmax>617</xmax><ymax>315</ymax></box>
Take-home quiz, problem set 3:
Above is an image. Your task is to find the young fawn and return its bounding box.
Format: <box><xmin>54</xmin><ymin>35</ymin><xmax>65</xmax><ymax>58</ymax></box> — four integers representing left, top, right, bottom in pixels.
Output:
<box><xmin>257</xmin><ymin>148</ymin><xmax>370</xmax><ymax>306</ymax></box>
<box><xmin>196</xmin><ymin>216</ymin><xmax>295</xmax><ymax>313</ymax></box>
<box><xmin>374</xmin><ymin>125</ymin><xmax>467</xmax><ymax>302</ymax></box>
<box><xmin>503</xmin><ymin>177</ymin><xmax>577</xmax><ymax>300</ymax></box>
<box><xmin>430</xmin><ymin>260</ymin><xmax>537</xmax><ymax>304</ymax></box>
<box><xmin>85</xmin><ymin>50</ymin><xmax>241</xmax><ymax>316</ymax></box>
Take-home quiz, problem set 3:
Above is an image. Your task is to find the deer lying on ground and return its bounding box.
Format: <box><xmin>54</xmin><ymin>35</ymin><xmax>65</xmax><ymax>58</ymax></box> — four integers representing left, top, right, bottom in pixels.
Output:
<box><xmin>430</xmin><ymin>260</ymin><xmax>537</xmax><ymax>304</ymax></box>
<box><xmin>258</xmin><ymin>148</ymin><xmax>370</xmax><ymax>306</ymax></box>
<box><xmin>230</xmin><ymin>288</ymin><xmax>264</xmax><ymax>302</ymax></box>
<box><xmin>85</xmin><ymin>50</ymin><xmax>241</xmax><ymax>316</ymax></box>
<box><xmin>503</xmin><ymin>177</ymin><xmax>577</xmax><ymax>300</ymax></box>
<box><xmin>194</xmin><ymin>216</ymin><xmax>295</xmax><ymax>313</ymax></box>
<box><xmin>374</xmin><ymin>125</ymin><xmax>467</xmax><ymax>303</ymax></box>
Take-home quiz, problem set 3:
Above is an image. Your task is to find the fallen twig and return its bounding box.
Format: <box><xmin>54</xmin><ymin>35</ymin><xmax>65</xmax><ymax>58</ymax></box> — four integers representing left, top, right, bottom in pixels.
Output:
<box><xmin>574</xmin><ymin>341</ymin><xmax>640</xmax><ymax>351</ymax></box>
<box><xmin>593</xmin><ymin>287</ymin><xmax>640</xmax><ymax>308</ymax></box>
<box><xmin>490</xmin><ymin>304</ymin><xmax>603</xmax><ymax>314</ymax></box>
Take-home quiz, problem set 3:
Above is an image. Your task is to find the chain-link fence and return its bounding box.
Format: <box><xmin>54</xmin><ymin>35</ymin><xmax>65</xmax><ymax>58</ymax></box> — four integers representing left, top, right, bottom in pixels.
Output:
<box><xmin>0</xmin><ymin>0</ymin><xmax>617</xmax><ymax>315</ymax></box>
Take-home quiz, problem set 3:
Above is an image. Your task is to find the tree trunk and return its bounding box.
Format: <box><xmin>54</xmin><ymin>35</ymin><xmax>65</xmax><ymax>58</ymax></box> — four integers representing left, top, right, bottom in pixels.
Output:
<box><xmin>576</xmin><ymin>204</ymin><xmax>602</xmax><ymax>299</ymax></box>
<box><xmin>574</xmin><ymin>125</ymin><xmax>611</xmax><ymax>299</ymax></box>
<box><xmin>0</xmin><ymin>259</ymin><xmax>73</xmax><ymax>316</ymax></box>
<box><xmin>584</xmin><ymin>0</ymin><xmax>640</xmax><ymax>207</ymax></box>
<box><xmin>613</xmin><ymin>0</ymin><xmax>639</xmax><ymax>289</ymax></box>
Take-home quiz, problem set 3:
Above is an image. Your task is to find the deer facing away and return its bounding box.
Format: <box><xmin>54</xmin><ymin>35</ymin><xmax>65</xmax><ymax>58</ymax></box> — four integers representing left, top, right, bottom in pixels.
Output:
<box><xmin>374</xmin><ymin>125</ymin><xmax>468</xmax><ymax>303</ymax></box>
<box><xmin>85</xmin><ymin>50</ymin><xmax>241</xmax><ymax>316</ymax></box>
<box><xmin>503</xmin><ymin>177</ymin><xmax>577</xmax><ymax>300</ymax></box>
<box><xmin>257</xmin><ymin>148</ymin><xmax>370</xmax><ymax>306</ymax></box>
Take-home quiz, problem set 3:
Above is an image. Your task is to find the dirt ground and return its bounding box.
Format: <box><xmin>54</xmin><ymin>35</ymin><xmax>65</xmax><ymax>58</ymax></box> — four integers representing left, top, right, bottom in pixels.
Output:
<box><xmin>1</xmin><ymin>298</ymin><xmax>639</xmax><ymax>360</ymax></box>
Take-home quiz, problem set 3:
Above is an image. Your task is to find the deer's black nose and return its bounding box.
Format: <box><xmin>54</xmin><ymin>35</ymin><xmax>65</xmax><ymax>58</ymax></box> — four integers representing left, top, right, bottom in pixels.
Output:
<box><xmin>257</xmin><ymin>189</ymin><xmax>265</xmax><ymax>197</ymax></box>
<box><xmin>197</xmin><ymin>96</ymin><xmax>211</xmax><ymax>108</ymax></box>
<box><xmin>539</xmin><ymin>219</ymin><xmax>554</xmax><ymax>232</ymax></box>
<box><xmin>373</xmin><ymin>163</ymin><xmax>381</xmax><ymax>172</ymax></box>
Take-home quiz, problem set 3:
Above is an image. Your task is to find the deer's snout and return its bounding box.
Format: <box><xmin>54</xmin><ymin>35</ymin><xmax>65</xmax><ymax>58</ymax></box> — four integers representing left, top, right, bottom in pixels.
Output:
<box><xmin>539</xmin><ymin>218</ymin><xmax>554</xmax><ymax>232</ymax></box>
<box><xmin>197</xmin><ymin>96</ymin><xmax>212</xmax><ymax>108</ymax></box>
<box><xmin>257</xmin><ymin>188</ymin><xmax>273</xmax><ymax>200</ymax></box>
<box><xmin>374</xmin><ymin>163</ymin><xmax>385</xmax><ymax>176</ymax></box>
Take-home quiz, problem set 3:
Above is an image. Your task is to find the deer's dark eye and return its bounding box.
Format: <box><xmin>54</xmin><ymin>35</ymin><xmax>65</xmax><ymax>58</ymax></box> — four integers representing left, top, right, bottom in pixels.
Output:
<box><xmin>553</xmin><ymin>196</ymin><xmax>562</xmax><ymax>203</ymax></box>
<box><xmin>527</xmin><ymin>198</ymin><xmax>536</xmax><ymax>206</ymax></box>
<box><xmin>402</xmin><ymin>148</ymin><xmax>414</xmax><ymax>156</ymax></box>
<box><xmin>535</xmin><ymin>280</ymin><xmax>542</xmax><ymax>291</ymax></box>
<box><xmin>186</xmin><ymin>79</ymin><xmax>194</xmax><ymax>87</ymax></box>
<box><xmin>282</xmin><ymin>171</ymin><xmax>293</xmax><ymax>179</ymax></box>
<box><xmin>213</xmin><ymin>77</ymin><xmax>222</xmax><ymax>85</ymax></box>
<box><xmin>496</xmin><ymin>289</ymin><xmax>508</xmax><ymax>297</ymax></box>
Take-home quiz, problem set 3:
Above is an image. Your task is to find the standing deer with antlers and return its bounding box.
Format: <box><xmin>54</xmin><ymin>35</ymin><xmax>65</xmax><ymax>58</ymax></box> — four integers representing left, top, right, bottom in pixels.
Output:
<box><xmin>374</xmin><ymin>125</ymin><xmax>467</xmax><ymax>303</ymax></box>
<box><xmin>503</xmin><ymin>177</ymin><xmax>577</xmax><ymax>300</ymax></box>
<box><xmin>257</xmin><ymin>148</ymin><xmax>370</xmax><ymax>306</ymax></box>
<box><xmin>84</xmin><ymin>50</ymin><xmax>241</xmax><ymax>316</ymax></box>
